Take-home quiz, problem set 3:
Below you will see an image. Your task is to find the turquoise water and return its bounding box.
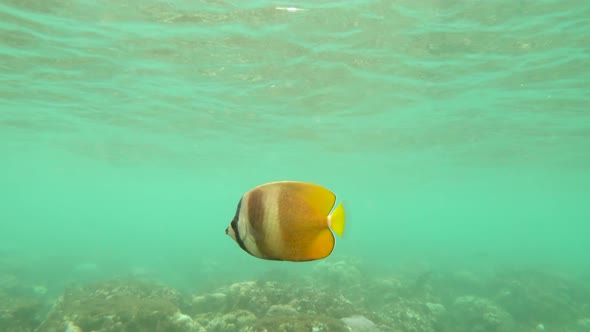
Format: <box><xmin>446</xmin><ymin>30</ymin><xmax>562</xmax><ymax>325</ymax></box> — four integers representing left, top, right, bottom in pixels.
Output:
<box><xmin>1</xmin><ymin>0</ymin><xmax>590</xmax><ymax>331</ymax></box>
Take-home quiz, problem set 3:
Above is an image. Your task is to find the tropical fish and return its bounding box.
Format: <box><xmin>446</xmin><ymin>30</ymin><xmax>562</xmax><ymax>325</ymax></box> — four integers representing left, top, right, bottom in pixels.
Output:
<box><xmin>225</xmin><ymin>181</ymin><xmax>346</xmax><ymax>262</ymax></box>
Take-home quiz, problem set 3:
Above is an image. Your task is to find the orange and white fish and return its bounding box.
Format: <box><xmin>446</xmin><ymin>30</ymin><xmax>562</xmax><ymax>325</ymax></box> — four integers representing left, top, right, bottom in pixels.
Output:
<box><xmin>225</xmin><ymin>181</ymin><xmax>346</xmax><ymax>262</ymax></box>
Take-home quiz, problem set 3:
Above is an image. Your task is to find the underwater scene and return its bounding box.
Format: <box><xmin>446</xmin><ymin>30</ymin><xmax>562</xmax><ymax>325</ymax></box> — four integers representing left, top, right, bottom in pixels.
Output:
<box><xmin>1</xmin><ymin>0</ymin><xmax>590</xmax><ymax>331</ymax></box>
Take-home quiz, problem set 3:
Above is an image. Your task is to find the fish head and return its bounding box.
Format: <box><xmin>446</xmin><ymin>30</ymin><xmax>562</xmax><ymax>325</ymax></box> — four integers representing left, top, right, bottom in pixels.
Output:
<box><xmin>225</xmin><ymin>224</ymin><xmax>237</xmax><ymax>241</ymax></box>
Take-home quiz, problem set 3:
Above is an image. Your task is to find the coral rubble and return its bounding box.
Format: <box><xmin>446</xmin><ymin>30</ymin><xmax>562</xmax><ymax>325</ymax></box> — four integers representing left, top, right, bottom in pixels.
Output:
<box><xmin>1</xmin><ymin>258</ymin><xmax>589</xmax><ymax>332</ymax></box>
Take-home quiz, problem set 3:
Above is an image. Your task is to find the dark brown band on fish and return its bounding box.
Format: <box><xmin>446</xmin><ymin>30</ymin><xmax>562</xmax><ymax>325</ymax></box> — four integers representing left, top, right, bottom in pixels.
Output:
<box><xmin>277</xmin><ymin>188</ymin><xmax>294</xmax><ymax>248</ymax></box>
<box><xmin>247</xmin><ymin>189</ymin><xmax>272</xmax><ymax>257</ymax></box>
<box><xmin>247</xmin><ymin>189</ymin><xmax>265</xmax><ymax>231</ymax></box>
<box><xmin>231</xmin><ymin>198</ymin><xmax>251</xmax><ymax>255</ymax></box>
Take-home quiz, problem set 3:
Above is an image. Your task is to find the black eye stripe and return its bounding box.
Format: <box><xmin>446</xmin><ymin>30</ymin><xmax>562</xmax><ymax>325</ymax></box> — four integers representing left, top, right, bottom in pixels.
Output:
<box><xmin>231</xmin><ymin>198</ymin><xmax>242</xmax><ymax>233</ymax></box>
<box><xmin>230</xmin><ymin>197</ymin><xmax>251</xmax><ymax>255</ymax></box>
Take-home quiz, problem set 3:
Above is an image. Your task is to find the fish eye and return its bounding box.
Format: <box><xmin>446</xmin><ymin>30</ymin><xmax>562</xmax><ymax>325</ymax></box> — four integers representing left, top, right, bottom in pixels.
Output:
<box><xmin>225</xmin><ymin>227</ymin><xmax>229</xmax><ymax>234</ymax></box>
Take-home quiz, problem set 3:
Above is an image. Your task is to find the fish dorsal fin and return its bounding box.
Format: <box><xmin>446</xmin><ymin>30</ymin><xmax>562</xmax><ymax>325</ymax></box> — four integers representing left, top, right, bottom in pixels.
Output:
<box><xmin>271</xmin><ymin>181</ymin><xmax>336</xmax><ymax>216</ymax></box>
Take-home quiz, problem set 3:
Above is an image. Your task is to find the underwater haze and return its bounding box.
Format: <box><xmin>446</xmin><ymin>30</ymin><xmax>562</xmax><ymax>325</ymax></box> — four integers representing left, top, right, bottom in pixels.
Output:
<box><xmin>1</xmin><ymin>0</ymin><xmax>590</xmax><ymax>331</ymax></box>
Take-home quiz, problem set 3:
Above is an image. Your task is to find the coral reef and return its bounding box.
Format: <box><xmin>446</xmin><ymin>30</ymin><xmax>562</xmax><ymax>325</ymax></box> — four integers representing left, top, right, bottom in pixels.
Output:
<box><xmin>444</xmin><ymin>295</ymin><xmax>514</xmax><ymax>332</ymax></box>
<box><xmin>0</xmin><ymin>265</ymin><xmax>52</xmax><ymax>332</ymax></box>
<box><xmin>36</xmin><ymin>278</ymin><xmax>201</xmax><ymax>332</ymax></box>
<box><xmin>1</xmin><ymin>256</ymin><xmax>589</xmax><ymax>332</ymax></box>
<box><xmin>0</xmin><ymin>289</ymin><xmax>45</xmax><ymax>332</ymax></box>
<box><xmin>491</xmin><ymin>268</ymin><xmax>590</xmax><ymax>326</ymax></box>
<box><xmin>189</xmin><ymin>278</ymin><xmax>378</xmax><ymax>331</ymax></box>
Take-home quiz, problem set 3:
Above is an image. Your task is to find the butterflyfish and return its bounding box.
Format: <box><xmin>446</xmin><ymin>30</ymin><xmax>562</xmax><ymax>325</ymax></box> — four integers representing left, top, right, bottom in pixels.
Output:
<box><xmin>225</xmin><ymin>181</ymin><xmax>346</xmax><ymax>262</ymax></box>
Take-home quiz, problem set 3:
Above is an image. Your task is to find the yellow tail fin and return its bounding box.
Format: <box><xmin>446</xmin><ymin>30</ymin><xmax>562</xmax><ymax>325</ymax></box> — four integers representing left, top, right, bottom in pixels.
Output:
<box><xmin>329</xmin><ymin>202</ymin><xmax>346</xmax><ymax>237</ymax></box>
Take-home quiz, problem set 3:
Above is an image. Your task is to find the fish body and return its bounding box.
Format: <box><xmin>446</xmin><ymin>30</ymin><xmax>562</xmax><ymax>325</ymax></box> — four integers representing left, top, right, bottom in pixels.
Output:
<box><xmin>225</xmin><ymin>181</ymin><xmax>346</xmax><ymax>262</ymax></box>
